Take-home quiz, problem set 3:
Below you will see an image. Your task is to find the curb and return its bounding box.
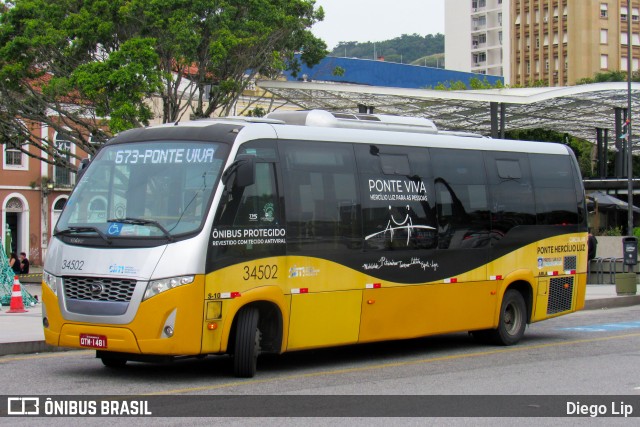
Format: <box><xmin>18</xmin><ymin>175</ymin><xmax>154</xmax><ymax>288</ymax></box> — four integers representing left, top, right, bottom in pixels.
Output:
<box><xmin>17</xmin><ymin>273</ymin><xmax>43</xmax><ymax>284</ymax></box>
<box><xmin>0</xmin><ymin>341</ymin><xmax>73</xmax><ymax>357</ymax></box>
<box><xmin>584</xmin><ymin>294</ymin><xmax>640</xmax><ymax>310</ymax></box>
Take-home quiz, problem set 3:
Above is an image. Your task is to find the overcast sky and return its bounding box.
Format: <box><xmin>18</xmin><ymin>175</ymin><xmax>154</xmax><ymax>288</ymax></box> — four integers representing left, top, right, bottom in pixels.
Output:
<box><xmin>312</xmin><ymin>0</ymin><xmax>445</xmax><ymax>50</ymax></box>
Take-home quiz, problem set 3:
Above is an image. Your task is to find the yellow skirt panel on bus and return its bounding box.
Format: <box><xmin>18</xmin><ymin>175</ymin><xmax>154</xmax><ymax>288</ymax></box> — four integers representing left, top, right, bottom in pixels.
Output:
<box><xmin>489</xmin><ymin>269</ymin><xmax>536</xmax><ymax>325</ymax></box>
<box><xmin>359</xmin><ymin>281</ymin><xmax>498</xmax><ymax>342</ymax></box>
<box><xmin>574</xmin><ymin>273</ymin><xmax>587</xmax><ymax>311</ymax></box>
<box><xmin>204</xmin><ymin>258</ymin><xmax>291</xmax><ymax>353</ymax></box>
<box><xmin>287</xmin><ymin>290</ymin><xmax>363</xmax><ymax>351</ymax></box>
<box><xmin>201</xmin><ymin>285</ymin><xmax>291</xmax><ymax>354</ymax></box>
<box><xmin>533</xmin><ymin>277</ymin><xmax>549</xmax><ymax>321</ymax></box>
<box><xmin>533</xmin><ymin>272</ymin><xmax>587</xmax><ymax>322</ymax></box>
<box><xmin>41</xmin><ymin>284</ymin><xmax>62</xmax><ymax>347</ymax></box>
<box><xmin>134</xmin><ymin>275</ymin><xmax>205</xmax><ymax>355</ymax></box>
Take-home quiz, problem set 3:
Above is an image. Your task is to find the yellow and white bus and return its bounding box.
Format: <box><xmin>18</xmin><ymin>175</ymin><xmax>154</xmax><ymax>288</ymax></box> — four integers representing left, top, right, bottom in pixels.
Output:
<box><xmin>42</xmin><ymin>110</ymin><xmax>588</xmax><ymax>377</ymax></box>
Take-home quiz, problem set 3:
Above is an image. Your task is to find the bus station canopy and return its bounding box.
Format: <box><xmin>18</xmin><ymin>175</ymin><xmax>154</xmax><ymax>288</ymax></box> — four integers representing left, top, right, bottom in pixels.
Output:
<box><xmin>258</xmin><ymin>80</ymin><xmax>640</xmax><ymax>145</ymax></box>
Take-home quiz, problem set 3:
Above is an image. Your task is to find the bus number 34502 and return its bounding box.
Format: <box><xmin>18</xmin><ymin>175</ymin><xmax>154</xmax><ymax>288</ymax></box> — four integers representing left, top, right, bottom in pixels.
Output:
<box><xmin>243</xmin><ymin>265</ymin><xmax>278</xmax><ymax>281</ymax></box>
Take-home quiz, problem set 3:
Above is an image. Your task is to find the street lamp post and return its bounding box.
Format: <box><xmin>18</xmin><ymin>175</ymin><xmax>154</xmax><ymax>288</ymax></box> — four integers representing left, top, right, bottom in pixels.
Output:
<box><xmin>41</xmin><ymin>179</ymin><xmax>54</xmax><ymax>259</ymax></box>
<box><xmin>627</xmin><ymin>0</ymin><xmax>634</xmax><ymax>238</ymax></box>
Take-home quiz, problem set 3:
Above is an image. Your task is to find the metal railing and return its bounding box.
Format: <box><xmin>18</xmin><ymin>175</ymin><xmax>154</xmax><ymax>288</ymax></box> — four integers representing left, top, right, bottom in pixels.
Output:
<box><xmin>589</xmin><ymin>257</ymin><xmax>628</xmax><ymax>284</ymax></box>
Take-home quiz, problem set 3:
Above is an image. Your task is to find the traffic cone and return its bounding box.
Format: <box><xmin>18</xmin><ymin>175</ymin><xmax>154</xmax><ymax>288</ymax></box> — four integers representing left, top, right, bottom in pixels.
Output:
<box><xmin>7</xmin><ymin>275</ymin><xmax>28</xmax><ymax>313</ymax></box>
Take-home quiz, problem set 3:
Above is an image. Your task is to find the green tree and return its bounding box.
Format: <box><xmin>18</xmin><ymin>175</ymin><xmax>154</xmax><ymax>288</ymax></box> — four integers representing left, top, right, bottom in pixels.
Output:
<box><xmin>576</xmin><ymin>70</ymin><xmax>640</xmax><ymax>85</ymax></box>
<box><xmin>121</xmin><ymin>0</ymin><xmax>326</xmax><ymax>121</ymax></box>
<box><xmin>331</xmin><ymin>33</ymin><xmax>443</xmax><ymax>64</ymax></box>
<box><xmin>432</xmin><ymin>77</ymin><xmax>503</xmax><ymax>90</ymax></box>
<box><xmin>0</xmin><ymin>0</ymin><xmax>160</xmax><ymax>168</ymax></box>
<box><xmin>0</xmin><ymin>0</ymin><xmax>326</xmax><ymax>168</ymax></box>
<box><xmin>505</xmin><ymin>129</ymin><xmax>595</xmax><ymax>178</ymax></box>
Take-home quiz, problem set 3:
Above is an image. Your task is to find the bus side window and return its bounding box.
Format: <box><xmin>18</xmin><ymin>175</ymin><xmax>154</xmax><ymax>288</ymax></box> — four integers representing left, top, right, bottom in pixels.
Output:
<box><xmin>210</xmin><ymin>141</ymin><xmax>284</xmax><ymax>267</ymax></box>
<box><xmin>233</xmin><ymin>163</ymin><xmax>281</xmax><ymax>227</ymax></box>
<box><xmin>215</xmin><ymin>161</ymin><xmax>281</xmax><ymax>227</ymax></box>
<box><xmin>280</xmin><ymin>141</ymin><xmax>360</xmax><ymax>252</ymax></box>
<box><xmin>484</xmin><ymin>152</ymin><xmax>536</xmax><ymax>240</ymax></box>
<box><xmin>431</xmin><ymin>148</ymin><xmax>490</xmax><ymax>249</ymax></box>
<box><xmin>529</xmin><ymin>154</ymin><xmax>579</xmax><ymax>225</ymax></box>
<box><xmin>356</xmin><ymin>145</ymin><xmax>436</xmax><ymax>250</ymax></box>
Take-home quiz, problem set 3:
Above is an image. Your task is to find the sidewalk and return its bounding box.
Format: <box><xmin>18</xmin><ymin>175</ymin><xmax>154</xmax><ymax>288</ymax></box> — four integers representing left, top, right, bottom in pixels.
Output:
<box><xmin>1</xmin><ymin>281</ymin><xmax>639</xmax><ymax>357</ymax></box>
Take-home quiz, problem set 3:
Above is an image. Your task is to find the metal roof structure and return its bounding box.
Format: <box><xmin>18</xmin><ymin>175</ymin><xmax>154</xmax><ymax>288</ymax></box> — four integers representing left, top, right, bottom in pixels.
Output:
<box><xmin>258</xmin><ymin>80</ymin><xmax>640</xmax><ymax>145</ymax></box>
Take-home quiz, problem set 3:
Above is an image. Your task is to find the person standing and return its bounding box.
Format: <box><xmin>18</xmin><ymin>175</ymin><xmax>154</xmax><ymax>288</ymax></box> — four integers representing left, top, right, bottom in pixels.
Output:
<box><xmin>19</xmin><ymin>252</ymin><xmax>29</xmax><ymax>274</ymax></box>
<box><xmin>587</xmin><ymin>233</ymin><xmax>598</xmax><ymax>261</ymax></box>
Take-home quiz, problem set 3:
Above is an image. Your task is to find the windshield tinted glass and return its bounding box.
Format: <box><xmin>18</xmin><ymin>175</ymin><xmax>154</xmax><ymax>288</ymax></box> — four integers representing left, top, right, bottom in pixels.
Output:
<box><xmin>56</xmin><ymin>141</ymin><xmax>228</xmax><ymax>239</ymax></box>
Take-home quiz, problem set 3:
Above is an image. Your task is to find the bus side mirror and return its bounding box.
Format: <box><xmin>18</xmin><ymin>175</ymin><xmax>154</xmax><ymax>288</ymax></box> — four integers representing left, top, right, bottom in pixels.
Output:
<box><xmin>77</xmin><ymin>158</ymin><xmax>91</xmax><ymax>180</ymax></box>
<box><xmin>222</xmin><ymin>155</ymin><xmax>255</xmax><ymax>189</ymax></box>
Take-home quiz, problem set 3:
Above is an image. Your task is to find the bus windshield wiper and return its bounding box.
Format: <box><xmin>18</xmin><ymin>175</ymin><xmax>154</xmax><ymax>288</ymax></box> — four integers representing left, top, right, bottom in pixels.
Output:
<box><xmin>107</xmin><ymin>217</ymin><xmax>175</xmax><ymax>242</ymax></box>
<box><xmin>54</xmin><ymin>226</ymin><xmax>112</xmax><ymax>244</ymax></box>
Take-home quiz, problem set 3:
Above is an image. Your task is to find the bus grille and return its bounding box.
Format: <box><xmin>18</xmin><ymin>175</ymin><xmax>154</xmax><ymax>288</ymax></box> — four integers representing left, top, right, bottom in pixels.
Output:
<box><xmin>547</xmin><ymin>277</ymin><xmax>574</xmax><ymax>315</ymax></box>
<box><xmin>564</xmin><ymin>256</ymin><xmax>577</xmax><ymax>271</ymax></box>
<box><xmin>63</xmin><ymin>276</ymin><xmax>137</xmax><ymax>302</ymax></box>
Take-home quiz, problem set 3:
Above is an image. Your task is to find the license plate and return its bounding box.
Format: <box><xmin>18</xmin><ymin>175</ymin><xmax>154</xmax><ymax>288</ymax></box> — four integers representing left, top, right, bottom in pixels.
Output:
<box><xmin>79</xmin><ymin>334</ymin><xmax>108</xmax><ymax>349</ymax></box>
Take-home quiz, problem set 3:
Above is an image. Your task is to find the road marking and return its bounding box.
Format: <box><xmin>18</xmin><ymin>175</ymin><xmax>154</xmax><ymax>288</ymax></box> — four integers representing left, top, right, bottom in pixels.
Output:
<box><xmin>144</xmin><ymin>332</ymin><xmax>640</xmax><ymax>395</ymax></box>
<box><xmin>559</xmin><ymin>320</ymin><xmax>640</xmax><ymax>332</ymax></box>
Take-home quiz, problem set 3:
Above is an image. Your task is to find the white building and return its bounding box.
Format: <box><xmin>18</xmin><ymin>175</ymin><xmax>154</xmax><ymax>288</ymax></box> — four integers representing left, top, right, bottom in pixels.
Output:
<box><xmin>445</xmin><ymin>0</ymin><xmax>511</xmax><ymax>84</ymax></box>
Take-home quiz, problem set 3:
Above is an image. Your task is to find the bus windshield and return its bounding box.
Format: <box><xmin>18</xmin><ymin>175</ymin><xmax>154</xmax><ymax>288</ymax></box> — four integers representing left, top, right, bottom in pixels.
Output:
<box><xmin>55</xmin><ymin>141</ymin><xmax>228</xmax><ymax>241</ymax></box>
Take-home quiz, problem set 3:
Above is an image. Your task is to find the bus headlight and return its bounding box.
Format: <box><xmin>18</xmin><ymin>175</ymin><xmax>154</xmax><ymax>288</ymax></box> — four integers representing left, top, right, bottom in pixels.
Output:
<box><xmin>143</xmin><ymin>275</ymin><xmax>195</xmax><ymax>301</ymax></box>
<box><xmin>42</xmin><ymin>271</ymin><xmax>60</xmax><ymax>296</ymax></box>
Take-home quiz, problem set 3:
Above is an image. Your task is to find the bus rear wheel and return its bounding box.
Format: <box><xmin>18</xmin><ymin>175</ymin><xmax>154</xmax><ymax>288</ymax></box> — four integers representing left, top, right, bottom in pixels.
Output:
<box><xmin>233</xmin><ymin>307</ymin><xmax>261</xmax><ymax>378</ymax></box>
<box><xmin>489</xmin><ymin>289</ymin><xmax>527</xmax><ymax>345</ymax></box>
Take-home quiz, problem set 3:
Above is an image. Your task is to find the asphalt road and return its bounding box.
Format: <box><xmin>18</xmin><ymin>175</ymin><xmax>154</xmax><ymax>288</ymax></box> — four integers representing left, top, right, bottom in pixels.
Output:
<box><xmin>2</xmin><ymin>306</ymin><xmax>640</xmax><ymax>425</ymax></box>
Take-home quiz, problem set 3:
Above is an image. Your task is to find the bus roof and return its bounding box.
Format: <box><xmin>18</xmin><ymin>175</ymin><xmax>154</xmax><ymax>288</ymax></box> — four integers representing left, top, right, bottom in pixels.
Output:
<box><xmin>112</xmin><ymin>111</ymin><xmax>571</xmax><ymax>156</ymax></box>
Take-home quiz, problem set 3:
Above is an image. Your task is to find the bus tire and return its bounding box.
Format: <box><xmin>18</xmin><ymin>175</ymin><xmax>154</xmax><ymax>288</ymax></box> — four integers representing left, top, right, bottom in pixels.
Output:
<box><xmin>101</xmin><ymin>356</ymin><xmax>127</xmax><ymax>368</ymax></box>
<box><xmin>488</xmin><ymin>289</ymin><xmax>527</xmax><ymax>346</ymax></box>
<box><xmin>233</xmin><ymin>307</ymin><xmax>261</xmax><ymax>378</ymax></box>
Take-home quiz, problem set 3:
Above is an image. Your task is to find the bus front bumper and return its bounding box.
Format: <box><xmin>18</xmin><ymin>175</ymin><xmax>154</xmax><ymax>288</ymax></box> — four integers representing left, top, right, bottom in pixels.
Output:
<box><xmin>42</xmin><ymin>277</ymin><xmax>206</xmax><ymax>356</ymax></box>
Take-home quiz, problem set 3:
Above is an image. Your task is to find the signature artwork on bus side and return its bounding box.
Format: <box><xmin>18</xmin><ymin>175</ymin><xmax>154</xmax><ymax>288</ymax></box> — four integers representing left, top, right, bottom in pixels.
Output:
<box><xmin>362</xmin><ymin>256</ymin><xmax>439</xmax><ymax>272</ymax></box>
<box><xmin>365</xmin><ymin>205</ymin><xmax>435</xmax><ymax>245</ymax></box>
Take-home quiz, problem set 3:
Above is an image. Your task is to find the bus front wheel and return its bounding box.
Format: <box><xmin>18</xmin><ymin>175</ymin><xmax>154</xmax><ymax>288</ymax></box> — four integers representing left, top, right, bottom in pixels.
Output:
<box><xmin>233</xmin><ymin>307</ymin><xmax>261</xmax><ymax>378</ymax></box>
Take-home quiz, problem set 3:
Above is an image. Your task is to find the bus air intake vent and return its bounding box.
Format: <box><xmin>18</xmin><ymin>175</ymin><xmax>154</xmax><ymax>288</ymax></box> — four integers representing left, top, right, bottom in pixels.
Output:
<box><xmin>63</xmin><ymin>276</ymin><xmax>137</xmax><ymax>302</ymax></box>
<box><xmin>547</xmin><ymin>277</ymin><xmax>574</xmax><ymax>315</ymax></box>
<box><xmin>331</xmin><ymin>113</ymin><xmax>381</xmax><ymax>122</ymax></box>
<box><xmin>564</xmin><ymin>255</ymin><xmax>577</xmax><ymax>271</ymax></box>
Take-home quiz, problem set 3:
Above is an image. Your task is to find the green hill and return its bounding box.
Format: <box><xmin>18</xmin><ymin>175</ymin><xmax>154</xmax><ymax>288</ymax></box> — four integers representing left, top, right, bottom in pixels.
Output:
<box><xmin>329</xmin><ymin>33</ymin><xmax>444</xmax><ymax>65</ymax></box>
<box><xmin>411</xmin><ymin>53</ymin><xmax>445</xmax><ymax>68</ymax></box>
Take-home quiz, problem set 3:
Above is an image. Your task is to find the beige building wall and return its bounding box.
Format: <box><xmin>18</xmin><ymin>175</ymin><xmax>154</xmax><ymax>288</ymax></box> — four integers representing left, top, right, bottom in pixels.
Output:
<box><xmin>511</xmin><ymin>0</ymin><xmax>640</xmax><ymax>86</ymax></box>
<box><xmin>147</xmin><ymin>80</ymin><xmax>292</xmax><ymax>126</ymax></box>
<box><xmin>446</xmin><ymin>0</ymin><xmax>511</xmax><ymax>83</ymax></box>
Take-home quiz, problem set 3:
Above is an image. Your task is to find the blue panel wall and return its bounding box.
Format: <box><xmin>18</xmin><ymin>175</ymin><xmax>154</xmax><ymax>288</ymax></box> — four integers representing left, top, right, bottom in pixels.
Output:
<box><xmin>284</xmin><ymin>56</ymin><xmax>503</xmax><ymax>89</ymax></box>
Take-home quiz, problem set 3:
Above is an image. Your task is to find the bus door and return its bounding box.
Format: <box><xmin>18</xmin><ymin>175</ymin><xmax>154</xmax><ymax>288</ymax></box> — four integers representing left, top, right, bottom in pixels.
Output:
<box><xmin>279</xmin><ymin>140</ymin><xmax>363</xmax><ymax>350</ymax></box>
<box><xmin>356</xmin><ymin>145</ymin><xmax>443</xmax><ymax>341</ymax></box>
<box><xmin>206</xmin><ymin>141</ymin><xmax>285</xmax><ymax>353</ymax></box>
